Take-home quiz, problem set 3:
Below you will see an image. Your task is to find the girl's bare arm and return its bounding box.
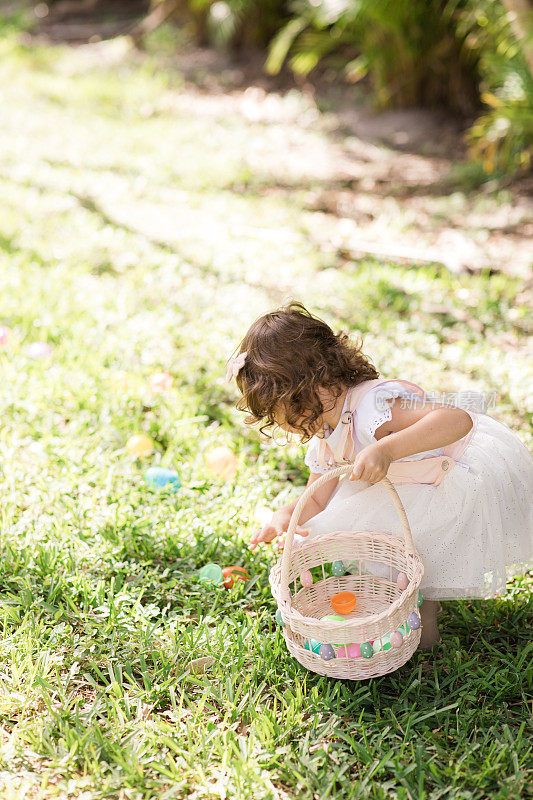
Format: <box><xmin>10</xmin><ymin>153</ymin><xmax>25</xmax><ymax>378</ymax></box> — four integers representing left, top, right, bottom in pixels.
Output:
<box><xmin>350</xmin><ymin>399</ymin><xmax>473</xmax><ymax>483</ymax></box>
<box><xmin>375</xmin><ymin>399</ymin><xmax>473</xmax><ymax>458</ymax></box>
<box><xmin>248</xmin><ymin>471</ymin><xmax>339</xmax><ymax>549</ymax></box>
<box><xmin>298</xmin><ymin>471</ymin><xmax>339</xmax><ymax>523</ymax></box>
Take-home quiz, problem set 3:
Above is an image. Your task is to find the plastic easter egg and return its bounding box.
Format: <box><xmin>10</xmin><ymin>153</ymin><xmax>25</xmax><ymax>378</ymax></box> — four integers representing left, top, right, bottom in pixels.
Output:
<box><xmin>397</xmin><ymin>572</ymin><xmax>409</xmax><ymax>590</ymax></box>
<box><xmin>390</xmin><ymin>631</ymin><xmax>403</xmax><ymax>649</ymax></box>
<box><xmin>331</xmin><ymin>560</ymin><xmax>345</xmax><ymax>577</ymax></box>
<box><xmin>304</xmin><ymin>639</ymin><xmax>322</xmax><ymax>654</ymax></box>
<box><xmin>199</xmin><ymin>563</ymin><xmax>223</xmax><ymax>586</ymax></box>
<box><xmin>222</xmin><ymin>566</ymin><xmax>250</xmax><ymax>589</ymax></box>
<box><xmin>372</xmin><ymin>634</ymin><xmax>392</xmax><ymax>654</ymax></box>
<box><xmin>148</xmin><ymin>371</ymin><xmax>173</xmax><ymax>393</ymax></box>
<box><xmin>330</xmin><ymin>591</ymin><xmax>356</xmax><ymax>615</ymax></box>
<box><xmin>360</xmin><ymin>642</ymin><xmax>373</xmax><ymax>659</ymax></box>
<box><xmin>417</xmin><ymin>590</ymin><xmax>424</xmax><ymax>607</ymax></box>
<box><xmin>26</xmin><ymin>341</ymin><xmax>52</xmax><ymax>359</ymax></box>
<box><xmin>300</xmin><ymin>570</ymin><xmax>313</xmax><ymax>588</ymax></box>
<box><xmin>407</xmin><ymin>612</ymin><xmax>421</xmax><ymax>630</ymax></box>
<box><xmin>319</xmin><ymin>644</ymin><xmax>335</xmax><ymax>661</ymax></box>
<box><xmin>144</xmin><ymin>466</ymin><xmax>181</xmax><ymax>492</ymax></box>
<box><xmin>0</xmin><ymin>326</ymin><xmax>10</xmax><ymax>347</ymax></box>
<box><xmin>275</xmin><ymin>608</ymin><xmax>285</xmax><ymax>627</ymax></box>
<box><xmin>126</xmin><ymin>434</ymin><xmax>155</xmax><ymax>457</ymax></box>
<box><xmin>206</xmin><ymin>445</ymin><xmax>238</xmax><ymax>480</ymax></box>
<box><xmin>111</xmin><ymin>371</ymin><xmax>133</xmax><ymax>391</ymax></box>
<box><xmin>336</xmin><ymin>642</ymin><xmax>361</xmax><ymax>658</ymax></box>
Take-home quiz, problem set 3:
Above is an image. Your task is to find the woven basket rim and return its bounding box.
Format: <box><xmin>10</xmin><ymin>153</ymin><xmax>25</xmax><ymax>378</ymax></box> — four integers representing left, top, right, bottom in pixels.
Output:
<box><xmin>270</xmin><ymin>529</ymin><xmax>424</xmax><ymax>630</ymax></box>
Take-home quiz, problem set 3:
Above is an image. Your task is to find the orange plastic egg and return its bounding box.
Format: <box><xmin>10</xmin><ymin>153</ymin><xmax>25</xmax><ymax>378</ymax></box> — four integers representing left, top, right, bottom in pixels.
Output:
<box><xmin>222</xmin><ymin>566</ymin><xmax>250</xmax><ymax>589</ymax></box>
<box><xmin>330</xmin><ymin>591</ymin><xmax>357</xmax><ymax>615</ymax></box>
<box><xmin>206</xmin><ymin>446</ymin><xmax>238</xmax><ymax>480</ymax></box>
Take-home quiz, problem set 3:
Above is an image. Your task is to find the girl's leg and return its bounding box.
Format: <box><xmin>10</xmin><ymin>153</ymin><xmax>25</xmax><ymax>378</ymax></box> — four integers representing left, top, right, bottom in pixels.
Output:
<box><xmin>420</xmin><ymin>599</ymin><xmax>441</xmax><ymax>648</ymax></box>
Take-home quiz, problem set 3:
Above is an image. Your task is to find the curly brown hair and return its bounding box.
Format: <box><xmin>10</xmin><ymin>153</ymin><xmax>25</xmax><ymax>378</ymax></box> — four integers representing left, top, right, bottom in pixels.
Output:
<box><xmin>230</xmin><ymin>301</ymin><xmax>380</xmax><ymax>442</ymax></box>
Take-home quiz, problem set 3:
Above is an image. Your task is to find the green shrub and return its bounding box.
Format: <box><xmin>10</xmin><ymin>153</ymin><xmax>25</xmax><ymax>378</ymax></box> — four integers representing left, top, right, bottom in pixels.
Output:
<box><xmin>456</xmin><ymin>0</ymin><xmax>533</xmax><ymax>174</ymax></box>
<box><xmin>264</xmin><ymin>0</ymin><xmax>533</xmax><ymax>175</ymax></box>
<box><xmin>265</xmin><ymin>0</ymin><xmax>480</xmax><ymax>112</ymax></box>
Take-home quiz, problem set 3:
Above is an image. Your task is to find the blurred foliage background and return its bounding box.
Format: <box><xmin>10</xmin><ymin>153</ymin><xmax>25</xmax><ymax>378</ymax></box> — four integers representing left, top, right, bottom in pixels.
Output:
<box><xmin>120</xmin><ymin>0</ymin><xmax>533</xmax><ymax>178</ymax></box>
<box><xmin>24</xmin><ymin>1</ymin><xmax>533</xmax><ymax>177</ymax></box>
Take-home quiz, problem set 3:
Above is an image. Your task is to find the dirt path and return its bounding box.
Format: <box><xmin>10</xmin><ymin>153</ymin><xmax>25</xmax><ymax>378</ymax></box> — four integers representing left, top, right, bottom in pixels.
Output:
<box><xmin>29</xmin><ymin>3</ymin><xmax>533</xmax><ymax>283</ymax></box>
<box><xmin>164</xmin><ymin>45</ymin><xmax>532</xmax><ymax>279</ymax></box>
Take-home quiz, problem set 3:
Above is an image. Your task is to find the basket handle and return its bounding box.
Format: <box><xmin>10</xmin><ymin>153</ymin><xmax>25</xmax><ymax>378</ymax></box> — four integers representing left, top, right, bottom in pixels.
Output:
<box><xmin>280</xmin><ymin>466</ymin><xmax>415</xmax><ymax>590</ymax></box>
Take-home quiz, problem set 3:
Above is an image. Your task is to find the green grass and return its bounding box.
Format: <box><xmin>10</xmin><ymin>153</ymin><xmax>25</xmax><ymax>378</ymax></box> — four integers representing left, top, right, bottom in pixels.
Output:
<box><xmin>0</xmin><ymin>12</ymin><xmax>531</xmax><ymax>799</ymax></box>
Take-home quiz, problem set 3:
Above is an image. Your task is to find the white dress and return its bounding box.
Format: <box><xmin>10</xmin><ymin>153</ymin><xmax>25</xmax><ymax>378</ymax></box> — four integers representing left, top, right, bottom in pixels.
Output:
<box><xmin>303</xmin><ymin>382</ymin><xmax>533</xmax><ymax>600</ymax></box>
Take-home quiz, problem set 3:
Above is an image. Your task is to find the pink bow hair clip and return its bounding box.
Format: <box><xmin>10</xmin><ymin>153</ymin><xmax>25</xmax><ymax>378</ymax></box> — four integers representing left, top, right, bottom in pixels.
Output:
<box><xmin>225</xmin><ymin>351</ymin><xmax>247</xmax><ymax>383</ymax></box>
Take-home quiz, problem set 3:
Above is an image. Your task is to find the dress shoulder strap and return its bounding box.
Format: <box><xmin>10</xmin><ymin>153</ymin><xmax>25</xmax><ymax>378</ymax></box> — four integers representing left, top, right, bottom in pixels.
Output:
<box><xmin>316</xmin><ymin>378</ymin><xmax>429</xmax><ymax>469</ymax></box>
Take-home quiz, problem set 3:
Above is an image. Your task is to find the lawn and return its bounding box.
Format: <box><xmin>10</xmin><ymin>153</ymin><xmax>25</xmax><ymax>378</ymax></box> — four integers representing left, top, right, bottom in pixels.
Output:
<box><xmin>0</xmin><ymin>8</ymin><xmax>531</xmax><ymax>800</ymax></box>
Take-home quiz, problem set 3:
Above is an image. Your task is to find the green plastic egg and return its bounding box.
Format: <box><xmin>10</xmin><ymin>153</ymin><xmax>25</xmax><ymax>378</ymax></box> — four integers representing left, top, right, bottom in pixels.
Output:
<box><xmin>360</xmin><ymin>642</ymin><xmax>373</xmax><ymax>659</ymax></box>
<box><xmin>331</xmin><ymin>560</ymin><xmax>345</xmax><ymax>577</ymax></box>
<box><xmin>304</xmin><ymin>638</ymin><xmax>322</xmax><ymax>654</ymax></box>
<box><xmin>321</xmin><ymin>614</ymin><xmax>346</xmax><ymax>623</ymax></box>
<box><xmin>417</xmin><ymin>590</ymin><xmax>423</xmax><ymax>607</ymax></box>
<box><xmin>275</xmin><ymin>608</ymin><xmax>285</xmax><ymax>627</ymax></box>
<box><xmin>199</xmin><ymin>563</ymin><xmax>223</xmax><ymax>585</ymax></box>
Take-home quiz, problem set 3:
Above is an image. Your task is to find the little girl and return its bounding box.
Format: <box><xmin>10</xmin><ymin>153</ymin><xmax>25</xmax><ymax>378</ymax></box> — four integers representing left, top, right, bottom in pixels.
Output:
<box><xmin>226</xmin><ymin>302</ymin><xmax>533</xmax><ymax>647</ymax></box>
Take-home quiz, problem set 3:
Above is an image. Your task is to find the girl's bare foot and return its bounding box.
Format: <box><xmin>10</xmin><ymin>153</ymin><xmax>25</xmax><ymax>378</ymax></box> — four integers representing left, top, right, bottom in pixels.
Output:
<box><xmin>419</xmin><ymin>600</ymin><xmax>441</xmax><ymax>649</ymax></box>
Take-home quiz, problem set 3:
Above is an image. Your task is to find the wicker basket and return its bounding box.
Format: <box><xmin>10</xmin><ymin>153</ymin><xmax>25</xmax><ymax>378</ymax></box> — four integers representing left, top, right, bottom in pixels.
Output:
<box><xmin>269</xmin><ymin>466</ymin><xmax>424</xmax><ymax>679</ymax></box>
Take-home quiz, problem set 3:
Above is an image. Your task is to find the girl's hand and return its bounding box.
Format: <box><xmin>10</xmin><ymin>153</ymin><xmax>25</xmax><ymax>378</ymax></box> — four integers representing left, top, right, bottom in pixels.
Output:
<box><xmin>248</xmin><ymin>509</ymin><xmax>309</xmax><ymax>551</ymax></box>
<box><xmin>349</xmin><ymin>442</ymin><xmax>392</xmax><ymax>483</ymax></box>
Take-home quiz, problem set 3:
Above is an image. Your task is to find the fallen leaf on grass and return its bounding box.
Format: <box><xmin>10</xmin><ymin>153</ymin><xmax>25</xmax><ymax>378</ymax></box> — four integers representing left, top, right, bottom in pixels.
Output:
<box><xmin>187</xmin><ymin>656</ymin><xmax>216</xmax><ymax>674</ymax></box>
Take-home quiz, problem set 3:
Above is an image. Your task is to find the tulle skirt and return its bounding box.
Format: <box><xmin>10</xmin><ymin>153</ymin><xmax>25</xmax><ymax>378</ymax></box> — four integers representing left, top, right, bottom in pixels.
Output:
<box><xmin>304</xmin><ymin>414</ymin><xmax>533</xmax><ymax>600</ymax></box>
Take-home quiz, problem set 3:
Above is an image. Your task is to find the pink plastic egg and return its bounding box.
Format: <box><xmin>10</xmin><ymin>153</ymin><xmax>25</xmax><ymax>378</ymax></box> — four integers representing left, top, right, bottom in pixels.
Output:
<box><xmin>0</xmin><ymin>326</ymin><xmax>10</xmax><ymax>347</ymax></box>
<box><xmin>347</xmin><ymin>642</ymin><xmax>361</xmax><ymax>658</ymax></box>
<box><xmin>397</xmin><ymin>572</ymin><xmax>409</xmax><ymax>590</ymax></box>
<box><xmin>148</xmin><ymin>371</ymin><xmax>174</xmax><ymax>393</ymax></box>
<box><xmin>26</xmin><ymin>341</ymin><xmax>52</xmax><ymax>359</ymax></box>
<box><xmin>336</xmin><ymin>643</ymin><xmax>362</xmax><ymax>658</ymax></box>
<box><xmin>300</xmin><ymin>570</ymin><xmax>313</xmax><ymax>588</ymax></box>
<box><xmin>390</xmin><ymin>631</ymin><xmax>403</xmax><ymax>649</ymax></box>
